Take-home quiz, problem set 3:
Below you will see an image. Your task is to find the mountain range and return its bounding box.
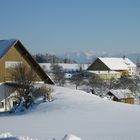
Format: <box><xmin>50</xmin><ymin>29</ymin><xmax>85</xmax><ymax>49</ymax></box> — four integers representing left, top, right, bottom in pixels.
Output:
<box><xmin>58</xmin><ymin>51</ymin><xmax>140</xmax><ymax>64</ymax></box>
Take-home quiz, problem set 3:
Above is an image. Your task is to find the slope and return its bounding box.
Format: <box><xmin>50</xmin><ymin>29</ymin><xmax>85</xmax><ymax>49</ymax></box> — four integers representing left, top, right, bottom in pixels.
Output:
<box><xmin>0</xmin><ymin>86</ymin><xmax>140</xmax><ymax>140</ymax></box>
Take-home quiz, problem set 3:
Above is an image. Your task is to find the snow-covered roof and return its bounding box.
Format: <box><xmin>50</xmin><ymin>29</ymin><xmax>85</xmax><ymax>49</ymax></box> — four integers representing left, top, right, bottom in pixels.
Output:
<box><xmin>0</xmin><ymin>39</ymin><xmax>17</xmax><ymax>59</ymax></box>
<box><xmin>88</xmin><ymin>70</ymin><xmax>120</xmax><ymax>75</ymax></box>
<box><xmin>108</xmin><ymin>89</ymin><xmax>133</xmax><ymax>99</ymax></box>
<box><xmin>99</xmin><ymin>57</ymin><xmax>136</xmax><ymax>70</ymax></box>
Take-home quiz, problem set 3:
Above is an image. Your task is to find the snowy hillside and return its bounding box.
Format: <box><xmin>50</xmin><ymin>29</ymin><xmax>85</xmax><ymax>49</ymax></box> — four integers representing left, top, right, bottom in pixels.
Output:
<box><xmin>0</xmin><ymin>86</ymin><xmax>140</xmax><ymax>140</ymax></box>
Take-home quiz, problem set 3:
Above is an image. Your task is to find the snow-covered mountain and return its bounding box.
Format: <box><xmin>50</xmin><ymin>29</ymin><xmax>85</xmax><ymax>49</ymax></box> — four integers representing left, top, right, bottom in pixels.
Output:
<box><xmin>58</xmin><ymin>51</ymin><xmax>108</xmax><ymax>63</ymax></box>
<box><xmin>58</xmin><ymin>51</ymin><xmax>140</xmax><ymax>64</ymax></box>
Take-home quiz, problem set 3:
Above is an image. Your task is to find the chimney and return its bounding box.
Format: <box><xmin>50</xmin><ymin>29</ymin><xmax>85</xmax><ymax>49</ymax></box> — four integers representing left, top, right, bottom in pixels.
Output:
<box><xmin>123</xmin><ymin>56</ymin><xmax>125</xmax><ymax>59</ymax></box>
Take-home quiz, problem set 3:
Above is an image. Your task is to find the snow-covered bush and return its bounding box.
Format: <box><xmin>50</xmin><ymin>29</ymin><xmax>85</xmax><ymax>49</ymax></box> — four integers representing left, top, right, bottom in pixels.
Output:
<box><xmin>33</xmin><ymin>85</ymin><xmax>54</xmax><ymax>102</ymax></box>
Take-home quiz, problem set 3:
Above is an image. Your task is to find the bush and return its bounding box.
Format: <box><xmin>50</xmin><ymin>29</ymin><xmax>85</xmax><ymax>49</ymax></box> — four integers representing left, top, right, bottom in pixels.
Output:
<box><xmin>33</xmin><ymin>85</ymin><xmax>54</xmax><ymax>102</ymax></box>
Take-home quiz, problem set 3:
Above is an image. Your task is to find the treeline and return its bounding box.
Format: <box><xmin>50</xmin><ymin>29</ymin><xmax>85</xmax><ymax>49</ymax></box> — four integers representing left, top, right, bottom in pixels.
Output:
<box><xmin>34</xmin><ymin>53</ymin><xmax>76</xmax><ymax>63</ymax></box>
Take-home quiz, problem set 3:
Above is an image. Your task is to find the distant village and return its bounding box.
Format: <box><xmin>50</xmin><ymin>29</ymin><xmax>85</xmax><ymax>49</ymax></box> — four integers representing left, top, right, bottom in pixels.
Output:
<box><xmin>0</xmin><ymin>39</ymin><xmax>140</xmax><ymax>113</ymax></box>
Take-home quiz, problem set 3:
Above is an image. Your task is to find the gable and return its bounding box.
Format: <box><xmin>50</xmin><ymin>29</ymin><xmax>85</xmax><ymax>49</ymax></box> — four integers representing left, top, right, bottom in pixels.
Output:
<box><xmin>0</xmin><ymin>39</ymin><xmax>54</xmax><ymax>84</ymax></box>
<box><xmin>87</xmin><ymin>58</ymin><xmax>110</xmax><ymax>71</ymax></box>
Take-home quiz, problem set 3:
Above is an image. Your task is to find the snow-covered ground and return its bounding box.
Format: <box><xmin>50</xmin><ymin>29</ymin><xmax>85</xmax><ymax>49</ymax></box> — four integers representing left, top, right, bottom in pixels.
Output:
<box><xmin>0</xmin><ymin>86</ymin><xmax>140</xmax><ymax>140</ymax></box>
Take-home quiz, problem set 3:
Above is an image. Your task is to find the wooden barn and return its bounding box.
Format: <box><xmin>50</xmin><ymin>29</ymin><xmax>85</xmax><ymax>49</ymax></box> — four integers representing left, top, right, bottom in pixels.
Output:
<box><xmin>0</xmin><ymin>39</ymin><xmax>54</xmax><ymax>112</ymax></box>
<box><xmin>87</xmin><ymin>57</ymin><xmax>136</xmax><ymax>77</ymax></box>
<box><xmin>106</xmin><ymin>89</ymin><xmax>134</xmax><ymax>104</ymax></box>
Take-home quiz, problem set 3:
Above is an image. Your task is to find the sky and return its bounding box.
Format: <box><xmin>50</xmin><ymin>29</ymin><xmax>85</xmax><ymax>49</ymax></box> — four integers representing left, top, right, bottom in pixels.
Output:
<box><xmin>0</xmin><ymin>0</ymin><xmax>140</xmax><ymax>54</ymax></box>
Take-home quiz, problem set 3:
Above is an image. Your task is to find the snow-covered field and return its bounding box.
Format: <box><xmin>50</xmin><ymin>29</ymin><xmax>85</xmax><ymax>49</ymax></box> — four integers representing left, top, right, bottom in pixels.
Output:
<box><xmin>0</xmin><ymin>86</ymin><xmax>140</xmax><ymax>140</ymax></box>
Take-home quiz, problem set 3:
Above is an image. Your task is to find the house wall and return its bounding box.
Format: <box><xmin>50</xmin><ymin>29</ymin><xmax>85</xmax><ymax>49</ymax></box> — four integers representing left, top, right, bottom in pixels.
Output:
<box><xmin>0</xmin><ymin>45</ymin><xmax>42</xmax><ymax>82</ymax></box>
<box><xmin>97</xmin><ymin>73</ymin><xmax>121</xmax><ymax>80</ymax></box>
<box><xmin>128</xmin><ymin>66</ymin><xmax>136</xmax><ymax>76</ymax></box>
<box><xmin>120</xmin><ymin>98</ymin><xmax>134</xmax><ymax>104</ymax></box>
<box><xmin>116</xmin><ymin>70</ymin><xmax>129</xmax><ymax>77</ymax></box>
<box><xmin>0</xmin><ymin>98</ymin><xmax>15</xmax><ymax>112</ymax></box>
<box><xmin>0</xmin><ymin>84</ymin><xmax>15</xmax><ymax>112</ymax></box>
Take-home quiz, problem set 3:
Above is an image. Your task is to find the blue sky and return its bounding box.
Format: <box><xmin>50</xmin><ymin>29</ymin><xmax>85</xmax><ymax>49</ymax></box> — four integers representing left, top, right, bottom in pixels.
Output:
<box><xmin>0</xmin><ymin>0</ymin><xmax>140</xmax><ymax>54</ymax></box>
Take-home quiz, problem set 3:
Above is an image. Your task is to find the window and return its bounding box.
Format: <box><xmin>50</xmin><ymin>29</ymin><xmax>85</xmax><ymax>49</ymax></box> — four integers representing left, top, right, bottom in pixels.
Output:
<box><xmin>5</xmin><ymin>61</ymin><xmax>22</xmax><ymax>68</ymax></box>
<box><xmin>0</xmin><ymin>102</ymin><xmax>4</xmax><ymax>108</ymax></box>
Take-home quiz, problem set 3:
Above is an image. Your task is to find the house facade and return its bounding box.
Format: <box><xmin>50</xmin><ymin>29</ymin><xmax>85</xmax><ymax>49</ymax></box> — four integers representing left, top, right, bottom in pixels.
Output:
<box><xmin>87</xmin><ymin>70</ymin><xmax>121</xmax><ymax>80</ymax></box>
<box><xmin>87</xmin><ymin>57</ymin><xmax>136</xmax><ymax>77</ymax></box>
<box><xmin>0</xmin><ymin>39</ymin><xmax>54</xmax><ymax>112</ymax></box>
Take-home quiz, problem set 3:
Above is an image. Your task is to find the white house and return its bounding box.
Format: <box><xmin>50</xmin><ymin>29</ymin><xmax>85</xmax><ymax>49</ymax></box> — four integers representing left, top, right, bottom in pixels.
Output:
<box><xmin>88</xmin><ymin>57</ymin><xmax>136</xmax><ymax>77</ymax></box>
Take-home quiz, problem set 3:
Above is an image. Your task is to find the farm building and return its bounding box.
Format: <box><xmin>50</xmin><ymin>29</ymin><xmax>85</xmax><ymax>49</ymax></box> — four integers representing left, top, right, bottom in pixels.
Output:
<box><xmin>87</xmin><ymin>57</ymin><xmax>136</xmax><ymax>77</ymax></box>
<box><xmin>0</xmin><ymin>39</ymin><xmax>54</xmax><ymax>112</ymax></box>
<box><xmin>106</xmin><ymin>89</ymin><xmax>134</xmax><ymax>104</ymax></box>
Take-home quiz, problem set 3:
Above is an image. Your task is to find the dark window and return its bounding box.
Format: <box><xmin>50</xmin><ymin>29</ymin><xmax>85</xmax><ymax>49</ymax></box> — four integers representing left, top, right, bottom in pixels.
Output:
<box><xmin>0</xmin><ymin>102</ymin><xmax>4</xmax><ymax>108</ymax></box>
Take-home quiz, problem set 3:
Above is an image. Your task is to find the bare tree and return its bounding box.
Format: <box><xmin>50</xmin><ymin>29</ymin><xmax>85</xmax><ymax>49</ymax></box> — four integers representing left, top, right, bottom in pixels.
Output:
<box><xmin>8</xmin><ymin>64</ymin><xmax>37</xmax><ymax>109</ymax></box>
<box><xmin>86</xmin><ymin>74</ymin><xmax>103</xmax><ymax>94</ymax></box>
<box><xmin>33</xmin><ymin>85</ymin><xmax>54</xmax><ymax>102</ymax></box>
<box><xmin>50</xmin><ymin>64</ymin><xmax>65</xmax><ymax>86</ymax></box>
<box><xmin>71</xmin><ymin>74</ymin><xmax>83</xmax><ymax>89</ymax></box>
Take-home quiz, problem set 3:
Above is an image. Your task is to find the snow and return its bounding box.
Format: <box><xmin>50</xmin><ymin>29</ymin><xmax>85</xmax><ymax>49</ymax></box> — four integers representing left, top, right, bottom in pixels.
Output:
<box><xmin>99</xmin><ymin>57</ymin><xmax>136</xmax><ymax>70</ymax></box>
<box><xmin>0</xmin><ymin>132</ymin><xmax>81</xmax><ymax>140</ymax></box>
<box><xmin>1</xmin><ymin>86</ymin><xmax>140</xmax><ymax>140</ymax></box>
<box><xmin>62</xmin><ymin>134</ymin><xmax>82</xmax><ymax>140</ymax></box>
<box><xmin>108</xmin><ymin>89</ymin><xmax>133</xmax><ymax>99</ymax></box>
<box><xmin>0</xmin><ymin>132</ymin><xmax>37</xmax><ymax>140</ymax></box>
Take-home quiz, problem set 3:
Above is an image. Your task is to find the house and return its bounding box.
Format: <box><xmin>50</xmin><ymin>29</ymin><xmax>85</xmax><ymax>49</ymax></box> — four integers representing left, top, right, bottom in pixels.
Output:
<box><xmin>106</xmin><ymin>89</ymin><xmax>134</xmax><ymax>104</ymax></box>
<box><xmin>87</xmin><ymin>57</ymin><xmax>136</xmax><ymax>77</ymax></box>
<box><xmin>0</xmin><ymin>39</ymin><xmax>54</xmax><ymax>112</ymax></box>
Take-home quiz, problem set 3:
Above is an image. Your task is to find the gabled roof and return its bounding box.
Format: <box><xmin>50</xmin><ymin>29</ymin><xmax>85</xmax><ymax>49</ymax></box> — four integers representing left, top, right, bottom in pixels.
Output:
<box><xmin>0</xmin><ymin>39</ymin><xmax>54</xmax><ymax>84</ymax></box>
<box><xmin>98</xmin><ymin>57</ymin><xmax>136</xmax><ymax>70</ymax></box>
<box><xmin>0</xmin><ymin>39</ymin><xmax>17</xmax><ymax>59</ymax></box>
<box><xmin>108</xmin><ymin>89</ymin><xmax>133</xmax><ymax>99</ymax></box>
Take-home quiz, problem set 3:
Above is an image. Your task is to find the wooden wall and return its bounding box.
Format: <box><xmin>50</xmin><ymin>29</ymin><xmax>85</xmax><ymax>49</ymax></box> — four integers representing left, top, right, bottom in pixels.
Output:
<box><xmin>0</xmin><ymin>45</ymin><xmax>41</xmax><ymax>82</ymax></box>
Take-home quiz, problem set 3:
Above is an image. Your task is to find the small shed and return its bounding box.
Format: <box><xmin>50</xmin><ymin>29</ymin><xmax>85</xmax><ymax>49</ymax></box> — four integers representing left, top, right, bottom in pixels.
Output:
<box><xmin>106</xmin><ymin>89</ymin><xmax>134</xmax><ymax>104</ymax></box>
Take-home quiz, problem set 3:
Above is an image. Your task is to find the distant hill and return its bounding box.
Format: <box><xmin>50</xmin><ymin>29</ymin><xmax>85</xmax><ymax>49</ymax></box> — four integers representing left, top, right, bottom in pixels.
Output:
<box><xmin>34</xmin><ymin>52</ymin><xmax>140</xmax><ymax>64</ymax></box>
<box><xmin>58</xmin><ymin>51</ymin><xmax>140</xmax><ymax>64</ymax></box>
